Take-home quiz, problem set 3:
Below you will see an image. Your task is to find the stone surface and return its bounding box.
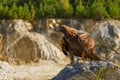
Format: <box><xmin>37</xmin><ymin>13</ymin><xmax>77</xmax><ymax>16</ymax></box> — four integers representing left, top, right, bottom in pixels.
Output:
<box><xmin>0</xmin><ymin>19</ymin><xmax>120</xmax><ymax>80</ymax></box>
<box><xmin>93</xmin><ymin>20</ymin><xmax>120</xmax><ymax>63</ymax></box>
<box><xmin>0</xmin><ymin>19</ymin><xmax>120</xmax><ymax>64</ymax></box>
<box><xmin>0</xmin><ymin>20</ymin><xmax>65</xmax><ymax>64</ymax></box>
<box><xmin>0</xmin><ymin>60</ymin><xmax>68</xmax><ymax>80</ymax></box>
<box><xmin>48</xmin><ymin>19</ymin><xmax>120</xmax><ymax>63</ymax></box>
<box><xmin>13</xmin><ymin>60</ymin><xmax>67</xmax><ymax>80</ymax></box>
<box><xmin>52</xmin><ymin>61</ymin><xmax>120</xmax><ymax>80</ymax></box>
<box><xmin>0</xmin><ymin>61</ymin><xmax>14</xmax><ymax>80</ymax></box>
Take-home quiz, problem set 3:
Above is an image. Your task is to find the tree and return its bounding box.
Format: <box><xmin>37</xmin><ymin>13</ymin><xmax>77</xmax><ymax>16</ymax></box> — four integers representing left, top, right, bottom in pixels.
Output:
<box><xmin>106</xmin><ymin>0</ymin><xmax>120</xmax><ymax>19</ymax></box>
<box><xmin>38</xmin><ymin>3</ymin><xmax>44</xmax><ymax>18</ymax></box>
<box><xmin>60</xmin><ymin>0</ymin><xmax>73</xmax><ymax>18</ymax></box>
<box><xmin>30</xmin><ymin>5</ymin><xmax>36</xmax><ymax>20</ymax></box>
<box><xmin>0</xmin><ymin>0</ymin><xmax>120</xmax><ymax>20</ymax></box>
<box><xmin>9</xmin><ymin>2</ymin><xmax>18</xmax><ymax>19</ymax></box>
<box><xmin>37</xmin><ymin>0</ymin><xmax>56</xmax><ymax>18</ymax></box>
<box><xmin>69</xmin><ymin>0</ymin><xmax>80</xmax><ymax>16</ymax></box>
<box><xmin>23</xmin><ymin>3</ymin><xmax>31</xmax><ymax>20</ymax></box>
<box><xmin>3</xmin><ymin>5</ymin><xmax>10</xmax><ymax>19</ymax></box>
<box><xmin>89</xmin><ymin>0</ymin><xmax>109</xmax><ymax>19</ymax></box>
<box><xmin>0</xmin><ymin>3</ymin><xmax>4</xmax><ymax>18</ymax></box>
<box><xmin>76</xmin><ymin>0</ymin><xmax>87</xmax><ymax>18</ymax></box>
<box><xmin>18</xmin><ymin>6</ymin><xmax>24</xmax><ymax>18</ymax></box>
<box><xmin>53</xmin><ymin>1</ymin><xmax>63</xmax><ymax>18</ymax></box>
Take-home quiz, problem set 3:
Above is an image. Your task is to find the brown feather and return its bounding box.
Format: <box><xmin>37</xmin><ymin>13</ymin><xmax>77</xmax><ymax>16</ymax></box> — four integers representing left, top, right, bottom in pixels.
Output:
<box><xmin>56</xmin><ymin>25</ymin><xmax>102</xmax><ymax>63</ymax></box>
<box><xmin>61</xmin><ymin>37</ymin><xmax>69</xmax><ymax>56</ymax></box>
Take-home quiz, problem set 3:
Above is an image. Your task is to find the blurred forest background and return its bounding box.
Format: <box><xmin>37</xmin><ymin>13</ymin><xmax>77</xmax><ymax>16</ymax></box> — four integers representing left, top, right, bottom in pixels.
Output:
<box><xmin>0</xmin><ymin>0</ymin><xmax>120</xmax><ymax>20</ymax></box>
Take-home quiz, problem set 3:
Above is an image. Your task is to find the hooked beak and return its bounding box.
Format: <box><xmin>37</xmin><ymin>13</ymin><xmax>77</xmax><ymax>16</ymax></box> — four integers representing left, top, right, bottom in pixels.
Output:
<box><xmin>49</xmin><ymin>23</ymin><xmax>59</xmax><ymax>31</ymax></box>
<box><xmin>49</xmin><ymin>19</ymin><xmax>61</xmax><ymax>31</ymax></box>
<box><xmin>49</xmin><ymin>24</ymin><xmax>54</xmax><ymax>30</ymax></box>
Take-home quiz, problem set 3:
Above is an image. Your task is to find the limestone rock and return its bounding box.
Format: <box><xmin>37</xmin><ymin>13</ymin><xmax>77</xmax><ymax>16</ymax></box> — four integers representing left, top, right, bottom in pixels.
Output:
<box><xmin>52</xmin><ymin>61</ymin><xmax>120</xmax><ymax>80</ymax></box>
<box><xmin>93</xmin><ymin>20</ymin><xmax>120</xmax><ymax>63</ymax></box>
<box><xmin>0</xmin><ymin>20</ymin><xmax>64</xmax><ymax>64</ymax></box>
<box><xmin>0</xmin><ymin>61</ymin><xmax>14</xmax><ymax>80</ymax></box>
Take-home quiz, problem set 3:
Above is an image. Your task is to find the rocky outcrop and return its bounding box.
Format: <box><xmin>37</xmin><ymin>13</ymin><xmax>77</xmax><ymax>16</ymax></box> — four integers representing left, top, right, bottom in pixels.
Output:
<box><xmin>48</xmin><ymin>19</ymin><xmax>120</xmax><ymax>63</ymax></box>
<box><xmin>0</xmin><ymin>20</ymin><xmax>65</xmax><ymax>64</ymax></box>
<box><xmin>0</xmin><ymin>19</ymin><xmax>120</xmax><ymax>80</ymax></box>
<box><xmin>52</xmin><ymin>61</ymin><xmax>120</xmax><ymax>80</ymax></box>
<box><xmin>0</xmin><ymin>61</ymin><xmax>14</xmax><ymax>80</ymax></box>
<box><xmin>94</xmin><ymin>20</ymin><xmax>120</xmax><ymax>51</ymax></box>
<box><xmin>0</xmin><ymin>19</ymin><xmax>120</xmax><ymax>64</ymax></box>
<box><xmin>93</xmin><ymin>20</ymin><xmax>120</xmax><ymax>63</ymax></box>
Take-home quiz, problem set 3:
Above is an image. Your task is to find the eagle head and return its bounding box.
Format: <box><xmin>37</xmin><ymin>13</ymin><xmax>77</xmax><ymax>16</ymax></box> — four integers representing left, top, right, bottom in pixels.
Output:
<box><xmin>49</xmin><ymin>20</ymin><xmax>65</xmax><ymax>33</ymax></box>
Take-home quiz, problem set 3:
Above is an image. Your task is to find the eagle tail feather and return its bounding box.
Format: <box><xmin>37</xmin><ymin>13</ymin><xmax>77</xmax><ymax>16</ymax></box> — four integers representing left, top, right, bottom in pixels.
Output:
<box><xmin>90</xmin><ymin>53</ymin><xmax>102</xmax><ymax>61</ymax></box>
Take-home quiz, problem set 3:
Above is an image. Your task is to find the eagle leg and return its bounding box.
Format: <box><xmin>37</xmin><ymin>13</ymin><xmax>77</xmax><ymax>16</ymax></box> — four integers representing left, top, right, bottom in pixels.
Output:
<box><xmin>69</xmin><ymin>50</ymin><xmax>74</xmax><ymax>64</ymax></box>
<box><xmin>82</xmin><ymin>51</ymin><xmax>85</xmax><ymax>61</ymax></box>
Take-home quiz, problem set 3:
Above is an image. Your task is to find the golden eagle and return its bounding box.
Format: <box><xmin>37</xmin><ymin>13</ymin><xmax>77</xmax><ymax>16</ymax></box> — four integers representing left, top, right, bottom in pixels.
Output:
<box><xmin>50</xmin><ymin>23</ymin><xmax>101</xmax><ymax>64</ymax></box>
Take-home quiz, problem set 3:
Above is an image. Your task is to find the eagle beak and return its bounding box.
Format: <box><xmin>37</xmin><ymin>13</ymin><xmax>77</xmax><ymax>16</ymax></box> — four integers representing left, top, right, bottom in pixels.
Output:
<box><xmin>49</xmin><ymin>23</ymin><xmax>59</xmax><ymax>31</ymax></box>
<box><xmin>49</xmin><ymin>19</ymin><xmax>60</xmax><ymax>31</ymax></box>
<box><xmin>49</xmin><ymin>24</ymin><xmax>54</xmax><ymax>30</ymax></box>
<box><xmin>52</xmin><ymin>19</ymin><xmax>56</xmax><ymax>24</ymax></box>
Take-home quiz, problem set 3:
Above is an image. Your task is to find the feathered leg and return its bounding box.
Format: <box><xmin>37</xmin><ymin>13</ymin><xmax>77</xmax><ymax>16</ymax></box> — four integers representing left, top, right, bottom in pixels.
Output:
<box><xmin>69</xmin><ymin>50</ymin><xmax>74</xmax><ymax>64</ymax></box>
<box><xmin>90</xmin><ymin>48</ymin><xmax>102</xmax><ymax>61</ymax></box>
<box><xmin>82</xmin><ymin>51</ymin><xmax>85</xmax><ymax>61</ymax></box>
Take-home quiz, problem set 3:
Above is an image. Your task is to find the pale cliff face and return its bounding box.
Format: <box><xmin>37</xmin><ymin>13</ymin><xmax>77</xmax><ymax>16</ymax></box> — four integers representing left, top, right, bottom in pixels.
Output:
<box><xmin>0</xmin><ymin>20</ymin><xmax>65</xmax><ymax>64</ymax></box>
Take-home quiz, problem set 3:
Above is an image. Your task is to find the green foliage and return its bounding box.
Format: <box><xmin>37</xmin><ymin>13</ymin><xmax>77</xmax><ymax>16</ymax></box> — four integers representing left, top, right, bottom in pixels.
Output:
<box><xmin>18</xmin><ymin>6</ymin><xmax>24</xmax><ymax>18</ymax></box>
<box><xmin>96</xmin><ymin>67</ymin><xmax>104</xmax><ymax>80</ymax></box>
<box><xmin>22</xmin><ymin>4</ymin><xmax>31</xmax><ymax>20</ymax></box>
<box><xmin>69</xmin><ymin>0</ymin><xmax>80</xmax><ymax>16</ymax></box>
<box><xmin>0</xmin><ymin>0</ymin><xmax>120</xmax><ymax>20</ymax></box>
<box><xmin>3</xmin><ymin>5</ymin><xmax>10</xmax><ymax>19</ymax></box>
<box><xmin>60</xmin><ymin>0</ymin><xmax>73</xmax><ymax>17</ymax></box>
<box><xmin>9</xmin><ymin>2</ymin><xmax>18</xmax><ymax>19</ymax></box>
<box><xmin>89</xmin><ymin>0</ymin><xmax>110</xmax><ymax>19</ymax></box>
<box><xmin>30</xmin><ymin>5</ymin><xmax>36</xmax><ymax>20</ymax></box>
<box><xmin>54</xmin><ymin>1</ymin><xmax>64</xmax><ymax>18</ymax></box>
<box><xmin>76</xmin><ymin>0</ymin><xmax>87</xmax><ymax>18</ymax></box>
<box><xmin>0</xmin><ymin>3</ymin><xmax>4</xmax><ymax>18</ymax></box>
<box><xmin>106</xmin><ymin>0</ymin><xmax>120</xmax><ymax>19</ymax></box>
<box><xmin>37</xmin><ymin>0</ymin><xmax>56</xmax><ymax>18</ymax></box>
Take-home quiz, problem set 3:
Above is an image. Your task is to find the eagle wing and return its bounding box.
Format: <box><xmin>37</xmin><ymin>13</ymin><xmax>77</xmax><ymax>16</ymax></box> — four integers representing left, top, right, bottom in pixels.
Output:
<box><xmin>60</xmin><ymin>36</ymin><xmax>69</xmax><ymax>56</ymax></box>
<box><xmin>78</xmin><ymin>33</ymin><xmax>95</xmax><ymax>50</ymax></box>
<box><xmin>78</xmin><ymin>32</ymin><xmax>101</xmax><ymax>60</ymax></box>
